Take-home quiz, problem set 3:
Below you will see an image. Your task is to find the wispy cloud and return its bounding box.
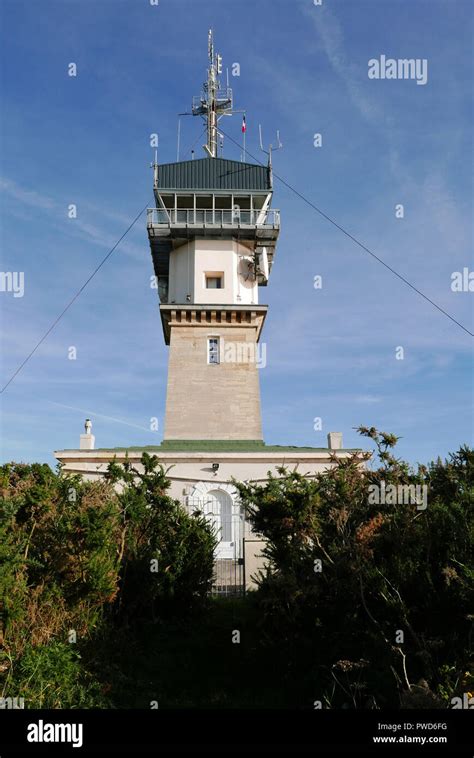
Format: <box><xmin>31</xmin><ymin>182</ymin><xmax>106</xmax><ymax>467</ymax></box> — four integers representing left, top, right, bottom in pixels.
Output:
<box><xmin>48</xmin><ymin>401</ymin><xmax>160</xmax><ymax>434</ymax></box>
<box><xmin>0</xmin><ymin>177</ymin><xmax>56</xmax><ymax>210</ymax></box>
<box><xmin>302</xmin><ymin>3</ymin><xmax>383</xmax><ymax>123</ymax></box>
<box><xmin>0</xmin><ymin>177</ymin><xmax>146</xmax><ymax>259</ymax></box>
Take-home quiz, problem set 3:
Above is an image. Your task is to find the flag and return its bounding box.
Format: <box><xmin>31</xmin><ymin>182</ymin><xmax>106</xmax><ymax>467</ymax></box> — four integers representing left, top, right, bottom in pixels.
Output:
<box><xmin>241</xmin><ymin>115</ymin><xmax>246</xmax><ymax>133</ymax></box>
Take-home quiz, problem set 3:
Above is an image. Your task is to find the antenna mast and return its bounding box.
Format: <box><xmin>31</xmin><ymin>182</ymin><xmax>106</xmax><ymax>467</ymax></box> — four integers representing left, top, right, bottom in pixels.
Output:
<box><xmin>258</xmin><ymin>125</ymin><xmax>283</xmax><ymax>188</ymax></box>
<box><xmin>192</xmin><ymin>29</ymin><xmax>234</xmax><ymax>158</ymax></box>
<box><xmin>151</xmin><ymin>148</ymin><xmax>158</xmax><ymax>190</ymax></box>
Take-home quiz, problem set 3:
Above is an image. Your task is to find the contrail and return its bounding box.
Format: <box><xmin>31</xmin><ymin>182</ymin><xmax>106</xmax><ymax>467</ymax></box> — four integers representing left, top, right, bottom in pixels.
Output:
<box><xmin>48</xmin><ymin>401</ymin><xmax>159</xmax><ymax>434</ymax></box>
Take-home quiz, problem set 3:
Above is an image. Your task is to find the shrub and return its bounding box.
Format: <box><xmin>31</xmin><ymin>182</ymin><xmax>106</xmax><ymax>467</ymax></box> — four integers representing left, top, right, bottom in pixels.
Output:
<box><xmin>234</xmin><ymin>429</ymin><xmax>473</xmax><ymax>708</ymax></box>
<box><xmin>0</xmin><ymin>453</ymin><xmax>217</xmax><ymax>707</ymax></box>
<box><xmin>105</xmin><ymin>452</ymin><xmax>217</xmax><ymax>619</ymax></box>
<box><xmin>6</xmin><ymin>641</ymin><xmax>109</xmax><ymax>709</ymax></box>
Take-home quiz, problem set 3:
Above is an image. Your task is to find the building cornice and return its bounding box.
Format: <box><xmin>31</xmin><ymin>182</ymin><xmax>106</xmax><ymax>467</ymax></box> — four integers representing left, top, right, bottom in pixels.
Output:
<box><xmin>159</xmin><ymin>304</ymin><xmax>268</xmax><ymax>344</ymax></box>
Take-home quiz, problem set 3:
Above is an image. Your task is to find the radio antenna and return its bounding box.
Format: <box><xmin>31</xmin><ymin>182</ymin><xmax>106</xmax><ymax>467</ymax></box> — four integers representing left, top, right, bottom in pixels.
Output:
<box><xmin>150</xmin><ymin>147</ymin><xmax>158</xmax><ymax>190</ymax></box>
<box><xmin>258</xmin><ymin>125</ymin><xmax>283</xmax><ymax>185</ymax></box>
<box><xmin>191</xmin><ymin>29</ymin><xmax>235</xmax><ymax>158</ymax></box>
<box><xmin>176</xmin><ymin>118</ymin><xmax>181</xmax><ymax>162</ymax></box>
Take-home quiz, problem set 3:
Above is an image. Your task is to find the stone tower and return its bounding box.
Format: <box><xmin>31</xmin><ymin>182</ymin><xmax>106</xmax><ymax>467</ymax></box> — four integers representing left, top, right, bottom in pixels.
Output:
<box><xmin>147</xmin><ymin>31</ymin><xmax>280</xmax><ymax>442</ymax></box>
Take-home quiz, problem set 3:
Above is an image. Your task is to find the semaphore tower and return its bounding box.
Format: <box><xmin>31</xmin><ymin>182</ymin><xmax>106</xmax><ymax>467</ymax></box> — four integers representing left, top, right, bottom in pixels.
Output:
<box><xmin>147</xmin><ymin>29</ymin><xmax>279</xmax><ymax>442</ymax></box>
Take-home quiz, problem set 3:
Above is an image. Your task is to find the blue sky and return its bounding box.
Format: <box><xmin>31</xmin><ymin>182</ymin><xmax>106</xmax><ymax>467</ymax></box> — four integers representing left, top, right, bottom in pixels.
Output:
<box><xmin>0</xmin><ymin>0</ymin><xmax>472</xmax><ymax>468</ymax></box>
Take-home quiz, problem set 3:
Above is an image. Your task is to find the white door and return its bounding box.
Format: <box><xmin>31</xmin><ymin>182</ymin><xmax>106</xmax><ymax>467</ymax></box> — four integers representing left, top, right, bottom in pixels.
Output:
<box><xmin>206</xmin><ymin>489</ymin><xmax>236</xmax><ymax>560</ymax></box>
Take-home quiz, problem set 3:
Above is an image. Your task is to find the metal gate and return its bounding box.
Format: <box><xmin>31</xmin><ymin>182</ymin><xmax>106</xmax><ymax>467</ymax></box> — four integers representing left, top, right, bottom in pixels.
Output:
<box><xmin>185</xmin><ymin>490</ymin><xmax>245</xmax><ymax>596</ymax></box>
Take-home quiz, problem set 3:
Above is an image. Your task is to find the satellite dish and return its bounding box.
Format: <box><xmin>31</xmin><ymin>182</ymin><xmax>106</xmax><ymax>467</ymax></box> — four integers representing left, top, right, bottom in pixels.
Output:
<box><xmin>238</xmin><ymin>255</ymin><xmax>255</xmax><ymax>283</ymax></box>
<box><xmin>259</xmin><ymin>247</ymin><xmax>269</xmax><ymax>282</ymax></box>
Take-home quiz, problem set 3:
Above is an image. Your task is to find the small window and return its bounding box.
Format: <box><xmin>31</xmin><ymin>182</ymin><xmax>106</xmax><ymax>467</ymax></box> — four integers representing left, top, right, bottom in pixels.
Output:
<box><xmin>208</xmin><ymin>337</ymin><xmax>220</xmax><ymax>364</ymax></box>
<box><xmin>205</xmin><ymin>274</ymin><xmax>223</xmax><ymax>289</ymax></box>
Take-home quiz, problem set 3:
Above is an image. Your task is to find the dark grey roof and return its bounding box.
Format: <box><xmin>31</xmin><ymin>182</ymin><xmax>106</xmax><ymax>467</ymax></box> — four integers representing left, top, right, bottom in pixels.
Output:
<box><xmin>156</xmin><ymin>157</ymin><xmax>270</xmax><ymax>192</ymax></box>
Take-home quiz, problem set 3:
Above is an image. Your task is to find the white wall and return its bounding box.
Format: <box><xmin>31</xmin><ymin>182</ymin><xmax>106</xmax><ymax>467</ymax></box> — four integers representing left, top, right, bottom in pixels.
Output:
<box><xmin>168</xmin><ymin>239</ymin><xmax>258</xmax><ymax>305</ymax></box>
<box><xmin>168</xmin><ymin>242</ymin><xmax>194</xmax><ymax>303</ymax></box>
<box><xmin>54</xmin><ymin>450</ymin><xmax>357</xmax><ymax>493</ymax></box>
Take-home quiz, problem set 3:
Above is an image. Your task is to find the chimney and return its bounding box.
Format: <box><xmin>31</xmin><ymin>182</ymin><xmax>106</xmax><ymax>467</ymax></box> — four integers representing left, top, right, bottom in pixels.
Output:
<box><xmin>80</xmin><ymin>418</ymin><xmax>95</xmax><ymax>450</ymax></box>
<box><xmin>327</xmin><ymin>432</ymin><xmax>343</xmax><ymax>450</ymax></box>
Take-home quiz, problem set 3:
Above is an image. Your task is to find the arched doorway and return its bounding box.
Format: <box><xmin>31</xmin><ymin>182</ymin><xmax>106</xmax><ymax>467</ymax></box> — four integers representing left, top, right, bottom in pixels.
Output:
<box><xmin>206</xmin><ymin>489</ymin><xmax>236</xmax><ymax>559</ymax></box>
<box><xmin>186</xmin><ymin>482</ymin><xmax>245</xmax><ymax>593</ymax></box>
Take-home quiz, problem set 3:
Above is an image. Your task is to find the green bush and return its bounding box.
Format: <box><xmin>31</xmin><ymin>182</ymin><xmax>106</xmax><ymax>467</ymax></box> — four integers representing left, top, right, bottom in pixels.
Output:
<box><xmin>0</xmin><ymin>463</ymin><xmax>122</xmax><ymax>657</ymax></box>
<box><xmin>0</xmin><ymin>454</ymin><xmax>217</xmax><ymax>707</ymax></box>
<box><xmin>1</xmin><ymin>440</ymin><xmax>470</xmax><ymax>709</ymax></box>
<box><xmin>105</xmin><ymin>452</ymin><xmax>217</xmax><ymax>618</ymax></box>
<box><xmin>7</xmin><ymin>641</ymin><xmax>109</xmax><ymax>709</ymax></box>
<box><xmin>234</xmin><ymin>429</ymin><xmax>473</xmax><ymax>708</ymax></box>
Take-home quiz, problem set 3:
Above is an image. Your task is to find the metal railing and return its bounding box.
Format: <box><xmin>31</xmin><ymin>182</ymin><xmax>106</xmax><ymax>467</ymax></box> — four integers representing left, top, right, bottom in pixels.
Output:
<box><xmin>182</xmin><ymin>496</ymin><xmax>245</xmax><ymax>596</ymax></box>
<box><xmin>147</xmin><ymin>207</ymin><xmax>280</xmax><ymax>228</ymax></box>
<box><xmin>212</xmin><ymin>554</ymin><xmax>244</xmax><ymax>597</ymax></box>
<box><xmin>192</xmin><ymin>88</ymin><xmax>233</xmax><ymax>115</ymax></box>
